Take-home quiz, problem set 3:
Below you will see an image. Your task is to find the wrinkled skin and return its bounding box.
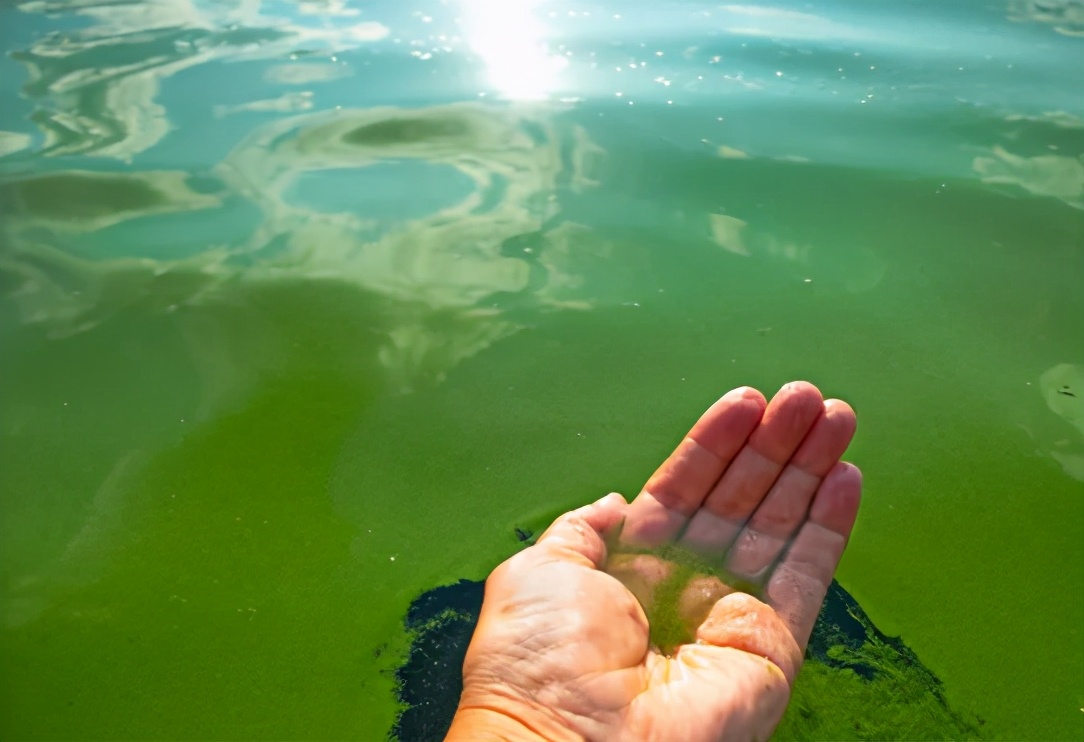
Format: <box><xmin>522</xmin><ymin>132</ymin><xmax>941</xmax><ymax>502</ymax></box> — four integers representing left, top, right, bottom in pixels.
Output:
<box><xmin>446</xmin><ymin>382</ymin><xmax>862</xmax><ymax>742</ymax></box>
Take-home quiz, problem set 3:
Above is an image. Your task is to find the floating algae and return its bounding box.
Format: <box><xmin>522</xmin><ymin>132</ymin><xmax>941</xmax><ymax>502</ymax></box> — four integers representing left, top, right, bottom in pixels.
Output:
<box><xmin>603</xmin><ymin>538</ymin><xmax>764</xmax><ymax>656</ymax></box>
<box><xmin>1039</xmin><ymin>363</ymin><xmax>1084</xmax><ymax>481</ymax></box>
<box><xmin>393</xmin><ymin>551</ymin><xmax>984</xmax><ymax>742</ymax></box>
<box><xmin>1040</xmin><ymin>363</ymin><xmax>1084</xmax><ymax>432</ymax></box>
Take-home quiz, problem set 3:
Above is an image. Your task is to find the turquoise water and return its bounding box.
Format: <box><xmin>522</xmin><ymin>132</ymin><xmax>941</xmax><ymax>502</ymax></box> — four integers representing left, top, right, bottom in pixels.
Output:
<box><xmin>1</xmin><ymin>1</ymin><xmax>1082</xmax><ymax>739</ymax></box>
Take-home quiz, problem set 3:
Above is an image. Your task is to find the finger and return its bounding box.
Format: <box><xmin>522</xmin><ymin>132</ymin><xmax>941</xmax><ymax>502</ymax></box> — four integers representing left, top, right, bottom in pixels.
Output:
<box><xmin>725</xmin><ymin>399</ymin><xmax>857</xmax><ymax>578</ymax></box>
<box><xmin>534</xmin><ymin>492</ymin><xmax>628</xmax><ymax>569</ymax></box>
<box><xmin>765</xmin><ymin>462</ymin><xmax>862</xmax><ymax>652</ymax></box>
<box><xmin>678</xmin><ymin>382</ymin><xmax>825</xmax><ymax>554</ymax></box>
<box><xmin>622</xmin><ymin>387</ymin><xmax>767</xmax><ymax>545</ymax></box>
<box><xmin>694</xmin><ymin>591</ymin><xmax>804</xmax><ymax>686</ymax></box>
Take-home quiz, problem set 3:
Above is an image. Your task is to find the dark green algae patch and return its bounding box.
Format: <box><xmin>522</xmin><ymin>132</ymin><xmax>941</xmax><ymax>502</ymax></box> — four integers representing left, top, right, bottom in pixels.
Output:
<box><xmin>392</xmin><ymin>539</ymin><xmax>985</xmax><ymax>742</ymax></box>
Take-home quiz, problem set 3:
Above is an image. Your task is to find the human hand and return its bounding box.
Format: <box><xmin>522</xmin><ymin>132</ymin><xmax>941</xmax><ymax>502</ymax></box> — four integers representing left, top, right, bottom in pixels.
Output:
<box><xmin>446</xmin><ymin>382</ymin><xmax>861</xmax><ymax>742</ymax></box>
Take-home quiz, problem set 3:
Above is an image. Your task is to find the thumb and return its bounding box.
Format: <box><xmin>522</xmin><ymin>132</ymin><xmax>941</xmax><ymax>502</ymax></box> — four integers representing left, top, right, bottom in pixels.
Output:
<box><xmin>695</xmin><ymin>591</ymin><xmax>804</xmax><ymax>686</ymax></box>
<box><xmin>533</xmin><ymin>493</ymin><xmax>628</xmax><ymax>569</ymax></box>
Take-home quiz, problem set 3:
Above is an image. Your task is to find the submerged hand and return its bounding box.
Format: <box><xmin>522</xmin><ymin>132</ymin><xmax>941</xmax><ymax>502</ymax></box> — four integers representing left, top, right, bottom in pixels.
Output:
<box><xmin>446</xmin><ymin>382</ymin><xmax>861</xmax><ymax>742</ymax></box>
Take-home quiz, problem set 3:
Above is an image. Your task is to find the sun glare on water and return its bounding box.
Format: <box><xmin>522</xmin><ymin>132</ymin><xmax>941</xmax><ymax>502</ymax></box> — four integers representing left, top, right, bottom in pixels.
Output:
<box><xmin>461</xmin><ymin>0</ymin><xmax>568</xmax><ymax>101</ymax></box>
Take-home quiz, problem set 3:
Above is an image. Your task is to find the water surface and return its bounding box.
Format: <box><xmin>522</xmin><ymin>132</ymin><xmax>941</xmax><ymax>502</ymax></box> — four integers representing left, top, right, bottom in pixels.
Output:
<box><xmin>1</xmin><ymin>1</ymin><xmax>1082</xmax><ymax>739</ymax></box>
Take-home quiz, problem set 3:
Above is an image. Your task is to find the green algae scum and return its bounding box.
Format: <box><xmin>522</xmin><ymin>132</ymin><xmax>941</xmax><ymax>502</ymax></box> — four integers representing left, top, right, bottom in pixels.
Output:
<box><xmin>1</xmin><ymin>1</ymin><xmax>1082</xmax><ymax>740</ymax></box>
<box><xmin>394</xmin><ymin>573</ymin><xmax>982</xmax><ymax>740</ymax></box>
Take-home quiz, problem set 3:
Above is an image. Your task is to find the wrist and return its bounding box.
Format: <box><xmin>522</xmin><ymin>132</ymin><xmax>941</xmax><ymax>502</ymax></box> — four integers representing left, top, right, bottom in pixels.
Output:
<box><xmin>446</xmin><ymin>707</ymin><xmax>547</xmax><ymax>742</ymax></box>
<box><xmin>445</xmin><ymin>703</ymin><xmax>584</xmax><ymax>742</ymax></box>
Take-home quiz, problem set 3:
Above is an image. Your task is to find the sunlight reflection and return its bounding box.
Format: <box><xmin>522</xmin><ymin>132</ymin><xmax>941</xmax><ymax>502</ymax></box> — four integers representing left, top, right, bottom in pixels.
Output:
<box><xmin>460</xmin><ymin>0</ymin><xmax>566</xmax><ymax>101</ymax></box>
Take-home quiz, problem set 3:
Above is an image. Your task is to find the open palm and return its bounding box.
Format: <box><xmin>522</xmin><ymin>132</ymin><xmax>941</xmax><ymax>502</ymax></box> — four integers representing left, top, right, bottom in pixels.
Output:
<box><xmin>447</xmin><ymin>382</ymin><xmax>862</xmax><ymax>742</ymax></box>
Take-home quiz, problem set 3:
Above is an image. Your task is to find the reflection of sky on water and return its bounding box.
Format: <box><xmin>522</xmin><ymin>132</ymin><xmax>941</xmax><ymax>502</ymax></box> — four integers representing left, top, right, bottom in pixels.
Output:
<box><xmin>1039</xmin><ymin>363</ymin><xmax>1084</xmax><ymax>481</ymax></box>
<box><xmin>1</xmin><ymin>0</ymin><xmax>1081</xmax><ymax>386</ymax></box>
<box><xmin>1</xmin><ymin>0</ymin><xmax>391</xmax><ymax>159</ymax></box>
<box><xmin>0</xmin><ymin>100</ymin><xmax>622</xmax><ymax>391</ymax></box>
<box><xmin>0</xmin><ymin>0</ymin><xmax>1080</xmax><ymax>165</ymax></box>
<box><xmin>1008</xmin><ymin>0</ymin><xmax>1084</xmax><ymax>36</ymax></box>
<box><xmin>974</xmin><ymin>144</ymin><xmax>1084</xmax><ymax>208</ymax></box>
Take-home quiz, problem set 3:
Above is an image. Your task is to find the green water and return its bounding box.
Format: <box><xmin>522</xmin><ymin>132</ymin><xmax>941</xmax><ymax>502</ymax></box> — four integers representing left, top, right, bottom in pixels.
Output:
<box><xmin>1</xmin><ymin>1</ymin><xmax>1082</xmax><ymax>740</ymax></box>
